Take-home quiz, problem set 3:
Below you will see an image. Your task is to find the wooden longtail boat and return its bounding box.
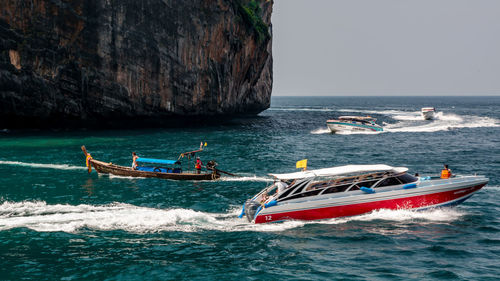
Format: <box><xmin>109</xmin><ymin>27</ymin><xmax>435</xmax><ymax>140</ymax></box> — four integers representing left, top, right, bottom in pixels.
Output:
<box><xmin>81</xmin><ymin>146</ymin><xmax>220</xmax><ymax>180</ymax></box>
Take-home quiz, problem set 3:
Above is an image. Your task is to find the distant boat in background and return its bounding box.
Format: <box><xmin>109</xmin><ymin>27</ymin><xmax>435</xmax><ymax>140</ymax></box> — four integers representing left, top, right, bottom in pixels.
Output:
<box><xmin>326</xmin><ymin>116</ymin><xmax>383</xmax><ymax>133</ymax></box>
<box><xmin>421</xmin><ymin>107</ymin><xmax>436</xmax><ymax>120</ymax></box>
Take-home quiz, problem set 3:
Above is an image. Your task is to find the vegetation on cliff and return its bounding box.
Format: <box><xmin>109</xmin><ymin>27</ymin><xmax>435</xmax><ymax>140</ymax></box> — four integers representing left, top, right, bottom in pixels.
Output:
<box><xmin>237</xmin><ymin>0</ymin><xmax>271</xmax><ymax>42</ymax></box>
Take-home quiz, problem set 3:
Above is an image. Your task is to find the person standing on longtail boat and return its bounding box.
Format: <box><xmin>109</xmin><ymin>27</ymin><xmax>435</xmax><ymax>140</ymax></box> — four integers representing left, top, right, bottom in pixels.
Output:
<box><xmin>195</xmin><ymin>157</ymin><xmax>202</xmax><ymax>174</ymax></box>
<box><xmin>132</xmin><ymin>152</ymin><xmax>139</xmax><ymax>170</ymax></box>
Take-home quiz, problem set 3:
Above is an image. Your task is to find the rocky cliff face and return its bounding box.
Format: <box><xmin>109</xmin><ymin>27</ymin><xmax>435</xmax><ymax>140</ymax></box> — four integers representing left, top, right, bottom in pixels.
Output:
<box><xmin>0</xmin><ymin>0</ymin><xmax>272</xmax><ymax>127</ymax></box>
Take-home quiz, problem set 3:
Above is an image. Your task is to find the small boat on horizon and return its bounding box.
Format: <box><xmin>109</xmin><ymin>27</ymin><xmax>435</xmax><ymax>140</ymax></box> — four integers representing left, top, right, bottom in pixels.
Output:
<box><xmin>421</xmin><ymin>107</ymin><xmax>436</xmax><ymax>120</ymax></box>
<box><xmin>81</xmin><ymin>146</ymin><xmax>221</xmax><ymax>180</ymax></box>
<box><xmin>240</xmin><ymin>164</ymin><xmax>488</xmax><ymax>224</ymax></box>
<box><xmin>326</xmin><ymin>116</ymin><xmax>383</xmax><ymax>133</ymax></box>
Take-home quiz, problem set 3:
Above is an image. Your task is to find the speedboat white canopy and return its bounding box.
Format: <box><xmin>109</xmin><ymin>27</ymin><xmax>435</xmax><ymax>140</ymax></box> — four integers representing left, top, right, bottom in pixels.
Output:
<box><xmin>338</xmin><ymin>116</ymin><xmax>376</xmax><ymax>121</ymax></box>
<box><xmin>269</xmin><ymin>164</ymin><xmax>408</xmax><ymax>180</ymax></box>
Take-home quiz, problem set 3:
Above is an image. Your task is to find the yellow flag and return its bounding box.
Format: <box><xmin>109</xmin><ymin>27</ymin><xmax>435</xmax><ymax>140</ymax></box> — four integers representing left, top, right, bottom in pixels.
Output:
<box><xmin>296</xmin><ymin>159</ymin><xmax>307</xmax><ymax>170</ymax></box>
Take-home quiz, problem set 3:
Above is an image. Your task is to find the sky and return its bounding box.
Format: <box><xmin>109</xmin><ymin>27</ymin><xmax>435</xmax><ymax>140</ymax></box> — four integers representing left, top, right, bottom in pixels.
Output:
<box><xmin>271</xmin><ymin>0</ymin><xmax>500</xmax><ymax>96</ymax></box>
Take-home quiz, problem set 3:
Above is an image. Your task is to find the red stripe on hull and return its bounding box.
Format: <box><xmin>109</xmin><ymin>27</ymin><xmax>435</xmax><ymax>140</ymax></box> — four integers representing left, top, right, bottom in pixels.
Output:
<box><xmin>254</xmin><ymin>184</ymin><xmax>485</xmax><ymax>224</ymax></box>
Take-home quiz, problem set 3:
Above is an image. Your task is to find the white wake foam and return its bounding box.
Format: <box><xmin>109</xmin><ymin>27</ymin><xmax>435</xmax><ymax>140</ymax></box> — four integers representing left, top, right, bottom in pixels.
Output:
<box><xmin>385</xmin><ymin>113</ymin><xmax>499</xmax><ymax>133</ymax></box>
<box><xmin>107</xmin><ymin>174</ymin><xmax>138</xmax><ymax>180</ymax></box>
<box><xmin>392</xmin><ymin>112</ymin><xmax>423</xmax><ymax>121</ymax></box>
<box><xmin>334</xmin><ymin>108</ymin><xmax>499</xmax><ymax>133</ymax></box>
<box><xmin>219</xmin><ymin>176</ymin><xmax>273</xmax><ymax>182</ymax></box>
<box><xmin>310</xmin><ymin>127</ymin><xmax>331</xmax><ymax>135</ymax></box>
<box><xmin>484</xmin><ymin>185</ymin><xmax>500</xmax><ymax>191</ymax></box>
<box><xmin>310</xmin><ymin>127</ymin><xmax>382</xmax><ymax>135</ymax></box>
<box><xmin>335</xmin><ymin>130</ymin><xmax>382</xmax><ymax>135</ymax></box>
<box><xmin>338</xmin><ymin>108</ymin><xmax>407</xmax><ymax>115</ymax></box>
<box><xmin>434</xmin><ymin>112</ymin><xmax>463</xmax><ymax>121</ymax></box>
<box><xmin>104</xmin><ymin>173</ymin><xmax>272</xmax><ymax>182</ymax></box>
<box><xmin>317</xmin><ymin>208</ymin><xmax>464</xmax><ymax>225</ymax></box>
<box><xmin>0</xmin><ymin>201</ymin><xmax>302</xmax><ymax>233</ymax></box>
<box><xmin>0</xmin><ymin>201</ymin><xmax>468</xmax><ymax>234</ymax></box>
<box><xmin>0</xmin><ymin>160</ymin><xmax>86</xmax><ymax>170</ymax></box>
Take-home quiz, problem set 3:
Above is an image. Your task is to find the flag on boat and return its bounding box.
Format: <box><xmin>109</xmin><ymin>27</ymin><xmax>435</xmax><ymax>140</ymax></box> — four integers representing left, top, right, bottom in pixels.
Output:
<box><xmin>200</xmin><ymin>141</ymin><xmax>207</xmax><ymax>149</ymax></box>
<box><xmin>296</xmin><ymin>159</ymin><xmax>307</xmax><ymax>170</ymax></box>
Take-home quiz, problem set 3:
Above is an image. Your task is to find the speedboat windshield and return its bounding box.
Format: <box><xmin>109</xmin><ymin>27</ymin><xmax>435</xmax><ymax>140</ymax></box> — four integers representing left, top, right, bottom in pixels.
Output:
<box><xmin>273</xmin><ymin>171</ymin><xmax>418</xmax><ymax>202</ymax></box>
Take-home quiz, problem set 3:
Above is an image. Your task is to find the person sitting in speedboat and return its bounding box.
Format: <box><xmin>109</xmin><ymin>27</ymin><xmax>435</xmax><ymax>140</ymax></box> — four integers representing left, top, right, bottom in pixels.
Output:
<box><xmin>259</xmin><ymin>181</ymin><xmax>289</xmax><ymax>204</ymax></box>
<box><xmin>441</xmin><ymin>164</ymin><xmax>452</xmax><ymax>179</ymax></box>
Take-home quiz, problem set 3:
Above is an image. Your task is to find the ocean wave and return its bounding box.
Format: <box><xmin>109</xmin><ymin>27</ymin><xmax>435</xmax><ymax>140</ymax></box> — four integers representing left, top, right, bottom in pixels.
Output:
<box><xmin>0</xmin><ymin>160</ymin><xmax>86</xmax><ymax>170</ymax></box>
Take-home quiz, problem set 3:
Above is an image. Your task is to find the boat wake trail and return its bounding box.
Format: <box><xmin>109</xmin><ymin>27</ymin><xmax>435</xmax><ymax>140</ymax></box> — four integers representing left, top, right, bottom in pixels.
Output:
<box><xmin>385</xmin><ymin>111</ymin><xmax>500</xmax><ymax>133</ymax></box>
<box><xmin>0</xmin><ymin>201</ymin><xmax>465</xmax><ymax>234</ymax></box>
<box><xmin>310</xmin><ymin>127</ymin><xmax>331</xmax><ymax>135</ymax></box>
<box><xmin>0</xmin><ymin>201</ymin><xmax>303</xmax><ymax>233</ymax></box>
<box><xmin>104</xmin><ymin>174</ymin><xmax>272</xmax><ymax>182</ymax></box>
<box><xmin>484</xmin><ymin>185</ymin><xmax>500</xmax><ymax>191</ymax></box>
<box><xmin>219</xmin><ymin>175</ymin><xmax>273</xmax><ymax>182</ymax></box>
<box><xmin>0</xmin><ymin>160</ymin><xmax>86</xmax><ymax>170</ymax></box>
<box><xmin>335</xmin><ymin>130</ymin><xmax>381</xmax><ymax>135</ymax></box>
<box><xmin>310</xmin><ymin>127</ymin><xmax>381</xmax><ymax>135</ymax></box>
<box><xmin>107</xmin><ymin>174</ymin><xmax>138</xmax><ymax>180</ymax></box>
<box><xmin>336</xmin><ymin>108</ymin><xmax>499</xmax><ymax>133</ymax></box>
<box><xmin>318</xmin><ymin>208</ymin><xmax>465</xmax><ymax>225</ymax></box>
<box><xmin>338</xmin><ymin>108</ymin><xmax>408</xmax><ymax>115</ymax></box>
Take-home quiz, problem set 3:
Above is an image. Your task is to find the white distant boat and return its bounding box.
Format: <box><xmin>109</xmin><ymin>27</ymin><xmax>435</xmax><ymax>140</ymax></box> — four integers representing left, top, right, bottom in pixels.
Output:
<box><xmin>421</xmin><ymin>107</ymin><xmax>436</xmax><ymax>120</ymax></box>
<box><xmin>326</xmin><ymin>116</ymin><xmax>383</xmax><ymax>133</ymax></box>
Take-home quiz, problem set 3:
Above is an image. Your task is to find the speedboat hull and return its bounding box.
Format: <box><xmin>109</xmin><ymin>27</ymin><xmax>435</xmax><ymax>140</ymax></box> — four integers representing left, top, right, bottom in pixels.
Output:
<box><xmin>422</xmin><ymin>111</ymin><xmax>435</xmax><ymax>120</ymax></box>
<box><xmin>326</xmin><ymin>121</ymin><xmax>383</xmax><ymax>133</ymax></box>
<box><xmin>89</xmin><ymin>158</ymin><xmax>219</xmax><ymax>180</ymax></box>
<box><xmin>251</xmin><ymin>176</ymin><xmax>487</xmax><ymax>223</ymax></box>
<box><xmin>421</xmin><ymin>108</ymin><xmax>435</xmax><ymax>120</ymax></box>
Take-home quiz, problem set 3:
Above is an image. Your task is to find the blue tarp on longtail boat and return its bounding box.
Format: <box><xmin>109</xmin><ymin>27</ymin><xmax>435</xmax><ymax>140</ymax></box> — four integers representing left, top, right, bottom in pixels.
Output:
<box><xmin>136</xmin><ymin>166</ymin><xmax>182</xmax><ymax>173</ymax></box>
<box><xmin>136</xmin><ymin>158</ymin><xmax>177</xmax><ymax>165</ymax></box>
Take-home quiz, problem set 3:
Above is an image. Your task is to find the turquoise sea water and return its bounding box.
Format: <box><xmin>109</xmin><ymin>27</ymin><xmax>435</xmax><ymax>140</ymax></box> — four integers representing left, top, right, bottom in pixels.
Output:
<box><xmin>0</xmin><ymin>96</ymin><xmax>499</xmax><ymax>280</ymax></box>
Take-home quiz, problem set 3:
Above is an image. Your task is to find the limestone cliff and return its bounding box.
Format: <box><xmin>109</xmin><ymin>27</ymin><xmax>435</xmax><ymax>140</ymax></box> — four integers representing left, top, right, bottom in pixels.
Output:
<box><xmin>0</xmin><ymin>0</ymin><xmax>273</xmax><ymax>127</ymax></box>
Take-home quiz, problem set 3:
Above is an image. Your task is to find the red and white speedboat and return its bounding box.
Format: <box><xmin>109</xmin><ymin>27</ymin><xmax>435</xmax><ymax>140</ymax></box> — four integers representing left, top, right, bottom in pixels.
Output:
<box><xmin>240</xmin><ymin>165</ymin><xmax>488</xmax><ymax>224</ymax></box>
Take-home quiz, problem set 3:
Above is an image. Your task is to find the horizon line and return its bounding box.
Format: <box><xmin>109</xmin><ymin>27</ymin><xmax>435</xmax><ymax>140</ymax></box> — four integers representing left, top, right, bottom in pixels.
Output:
<box><xmin>271</xmin><ymin>94</ymin><xmax>500</xmax><ymax>97</ymax></box>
